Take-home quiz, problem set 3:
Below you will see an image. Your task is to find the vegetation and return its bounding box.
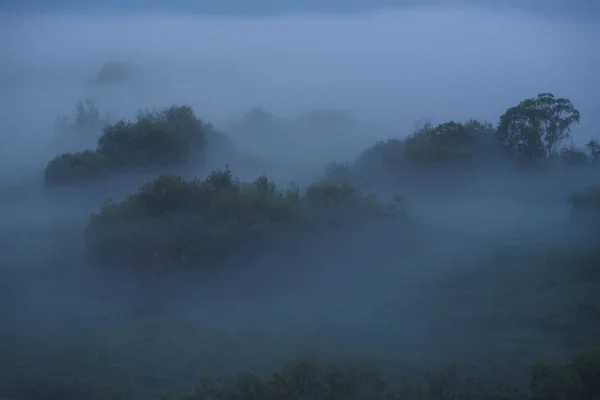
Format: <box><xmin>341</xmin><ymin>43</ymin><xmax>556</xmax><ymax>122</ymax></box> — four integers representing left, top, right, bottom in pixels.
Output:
<box><xmin>165</xmin><ymin>349</ymin><xmax>600</xmax><ymax>400</ymax></box>
<box><xmin>356</xmin><ymin>120</ymin><xmax>502</xmax><ymax>176</ymax></box>
<box><xmin>45</xmin><ymin>91</ymin><xmax>600</xmax><ymax>270</ymax></box>
<box><xmin>530</xmin><ymin>348</ymin><xmax>600</xmax><ymax>400</ymax></box>
<box><xmin>344</xmin><ymin>94</ymin><xmax>595</xmax><ymax>188</ymax></box>
<box><xmin>84</xmin><ymin>169</ymin><xmax>406</xmax><ymax>269</ymax></box>
<box><xmin>497</xmin><ymin>92</ymin><xmax>580</xmax><ymax>163</ymax></box>
<box><xmin>97</xmin><ymin>105</ymin><xmax>206</xmax><ymax>170</ymax></box>
<box><xmin>45</xmin><ymin>104</ymin><xmax>208</xmax><ymax>187</ymax></box>
<box><xmin>5</xmin><ymin>91</ymin><xmax>600</xmax><ymax>399</ymax></box>
<box><xmin>44</xmin><ymin>149</ymin><xmax>110</xmax><ymax>187</ymax></box>
<box><xmin>2</xmin><ymin>349</ymin><xmax>599</xmax><ymax>399</ymax></box>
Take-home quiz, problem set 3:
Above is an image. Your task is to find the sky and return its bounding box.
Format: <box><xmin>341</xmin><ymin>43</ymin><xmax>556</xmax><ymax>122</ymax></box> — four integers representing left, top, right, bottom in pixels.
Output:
<box><xmin>0</xmin><ymin>3</ymin><xmax>597</xmax><ymax>152</ymax></box>
<box><xmin>2</xmin><ymin>0</ymin><xmax>599</xmax><ymax>20</ymax></box>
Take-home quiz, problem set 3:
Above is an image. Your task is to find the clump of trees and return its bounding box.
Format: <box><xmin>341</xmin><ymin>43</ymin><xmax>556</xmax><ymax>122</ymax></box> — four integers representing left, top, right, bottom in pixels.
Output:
<box><xmin>337</xmin><ymin>119</ymin><xmax>501</xmax><ymax>188</ymax></box>
<box><xmin>44</xmin><ymin>105</ymin><xmax>208</xmax><ymax>187</ymax></box>
<box><xmin>338</xmin><ymin>93</ymin><xmax>593</xmax><ymax>188</ymax></box>
<box><xmin>84</xmin><ymin>169</ymin><xmax>407</xmax><ymax>270</ymax></box>
<box><xmin>44</xmin><ymin>92</ymin><xmax>599</xmax><ymax>269</ymax></box>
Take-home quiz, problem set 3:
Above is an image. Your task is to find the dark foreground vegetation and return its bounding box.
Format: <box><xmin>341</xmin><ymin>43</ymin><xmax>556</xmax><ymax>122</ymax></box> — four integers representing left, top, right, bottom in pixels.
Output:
<box><xmin>2</xmin><ymin>91</ymin><xmax>600</xmax><ymax>399</ymax></box>
<box><xmin>2</xmin><ymin>348</ymin><xmax>600</xmax><ymax>399</ymax></box>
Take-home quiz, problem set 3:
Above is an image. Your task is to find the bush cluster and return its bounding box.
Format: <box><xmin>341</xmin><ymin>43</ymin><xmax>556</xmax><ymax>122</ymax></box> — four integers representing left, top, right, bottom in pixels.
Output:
<box><xmin>84</xmin><ymin>169</ymin><xmax>406</xmax><ymax>270</ymax></box>
<box><xmin>45</xmin><ymin>105</ymin><xmax>208</xmax><ymax>187</ymax></box>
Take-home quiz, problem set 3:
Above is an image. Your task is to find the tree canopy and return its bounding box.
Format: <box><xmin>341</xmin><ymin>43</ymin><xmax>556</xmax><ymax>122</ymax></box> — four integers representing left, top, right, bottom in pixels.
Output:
<box><xmin>497</xmin><ymin>92</ymin><xmax>580</xmax><ymax>162</ymax></box>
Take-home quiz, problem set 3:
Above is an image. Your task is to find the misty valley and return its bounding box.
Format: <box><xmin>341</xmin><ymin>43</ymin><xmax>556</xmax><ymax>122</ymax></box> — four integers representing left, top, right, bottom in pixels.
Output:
<box><xmin>0</xmin><ymin>87</ymin><xmax>598</xmax><ymax>400</ymax></box>
<box><xmin>1</xmin><ymin>8</ymin><xmax>599</xmax><ymax>399</ymax></box>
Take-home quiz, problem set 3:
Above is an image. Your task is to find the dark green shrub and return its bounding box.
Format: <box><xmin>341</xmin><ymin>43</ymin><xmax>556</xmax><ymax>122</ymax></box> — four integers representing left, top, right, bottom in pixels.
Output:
<box><xmin>97</xmin><ymin>105</ymin><xmax>206</xmax><ymax>170</ymax></box>
<box><xmin>84</xmin><ymin>170</ymin><xmax>406</xmax><ymax>270</ymax></box>
<box><xmin>44</xmin><ymin>150</ymin><xmax>110</xmax><ymax>187</ymax></box>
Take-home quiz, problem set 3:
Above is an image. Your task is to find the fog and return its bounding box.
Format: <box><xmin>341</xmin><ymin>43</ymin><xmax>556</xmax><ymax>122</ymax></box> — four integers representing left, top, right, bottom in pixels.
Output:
<box><xmin>0</xmin><ymin>6</ymin><xmax>599</xmax><ymax>398</ymax></box>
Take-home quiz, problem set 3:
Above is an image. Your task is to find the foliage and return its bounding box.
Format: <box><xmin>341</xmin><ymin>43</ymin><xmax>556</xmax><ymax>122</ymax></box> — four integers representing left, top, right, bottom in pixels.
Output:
<box><xmin>352</xmin><ymin>120</ymin><xmax>498</xmax><ymax>185</ymax></box>
<box><xmin>97</xmin><ymin>105</ymin><xmax>206</xmax><ymax>170</ymax></box>
<box><xmin>401</xmin><ymin>121</ymin><xmax>476</xmax><ymax>166</ymax></box>
<box><xmin>84</xmin><ymin>169</ymin><xmax>406</xmax><ymax>270</ymax></box>
<box><xmin>497</xmin><ymin>93</ymin><xmax>580</xmax><ymax>162</ymax></box>
<box><xmin>44</xmin><ymin>150</ymin><xmax>110</xmax><ymax>187</ymax></box>
<box><xmin>44</xmin><ymin>104</ymin><xmax>208</xmax><ymax>187</ymax></box>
